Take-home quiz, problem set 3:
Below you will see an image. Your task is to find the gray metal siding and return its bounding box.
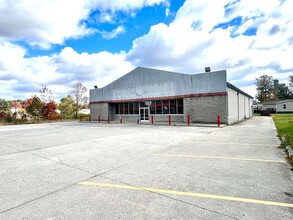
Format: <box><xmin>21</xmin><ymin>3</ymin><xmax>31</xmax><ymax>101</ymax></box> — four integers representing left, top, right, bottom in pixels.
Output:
<box><xmin>90</xmin><ymin>67</ymin><xmax>227</xmax><ymax>102</ymax></box>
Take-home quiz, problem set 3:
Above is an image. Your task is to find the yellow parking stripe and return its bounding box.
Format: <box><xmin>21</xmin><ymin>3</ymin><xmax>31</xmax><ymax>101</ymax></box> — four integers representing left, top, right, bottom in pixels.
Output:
<box><xmin>152</xmin><ymin>153</ymin><xmax>285</xmax><ymax>163</ymax></box>
<box><xmin>79</xmin><ymin>182</ymin><xmax>293</xmax><ymax>208</ymax></box>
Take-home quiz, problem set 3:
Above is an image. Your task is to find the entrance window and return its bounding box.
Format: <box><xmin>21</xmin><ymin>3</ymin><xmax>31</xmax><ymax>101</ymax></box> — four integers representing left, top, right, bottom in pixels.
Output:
<box><xmin>163</xmin><ymin>100</ymin><xmax>169</xmax><ymax>114</ymax></box>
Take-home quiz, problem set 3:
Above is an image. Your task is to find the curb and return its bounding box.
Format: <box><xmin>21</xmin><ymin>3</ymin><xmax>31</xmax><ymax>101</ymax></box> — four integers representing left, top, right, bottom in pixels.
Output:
<box><xmin>285</xmin><ymin>146</ymin><xmax>293</xmax><ymax>157</ymax></box>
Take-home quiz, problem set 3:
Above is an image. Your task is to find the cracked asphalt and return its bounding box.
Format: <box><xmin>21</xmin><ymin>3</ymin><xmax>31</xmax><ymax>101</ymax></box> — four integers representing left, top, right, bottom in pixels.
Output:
<box><xmin>0</xmin><ymin>117</ymin><xmax>292</xmax><ymax>219</ymax></box>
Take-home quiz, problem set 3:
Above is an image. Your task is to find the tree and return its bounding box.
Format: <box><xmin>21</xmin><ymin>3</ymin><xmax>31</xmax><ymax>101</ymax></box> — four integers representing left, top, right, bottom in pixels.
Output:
<box><xmin>39</xmin><ymin>85</ymin><xmax>54</xmax><ymax>104</ymax></box>
<box><xmin>0</xmin><ymin>99</ymin><xmax>10</xmax><ymax>112</ymax></box>
<box><xmin>43</xmin><ymin>102</ymin><xmax>57</xmax><ymax>119</ymax></box>
<box><xmin>71</xmin><ymin>82</ymin><xmax>88</xmax><ymax>119</ymax></box>
<box><xmin>290</xmin><ymin>75</ymin><xmax>293</xmax><ymax>90</ymax></box>
<box><xmin>255</xmin><ymin>75</ymin><xmax>274</xmax><ymax>103</ymax></box>
<box><xmin>26</xmin><ymin>96</ymin><xmax>44</xmax><ymax>119</ymax></box>
<box><xmin>10</xmin><ymin>101</ymin><xmax>23</xmax><ymax>115</ymax></box>
<box><xmin>59</xmin><ymin>95</ymin><xmax>74</xmax><ymax>119</ymax></box>
<box><xmin>277</xmin><ymin>83</ymin><xmax>293</xmax><ymax>100</ymax></box>
<box><xmin>0</xmin><ymin>99</ymin><xmax>10</xmax><ymax>120</ymax></box>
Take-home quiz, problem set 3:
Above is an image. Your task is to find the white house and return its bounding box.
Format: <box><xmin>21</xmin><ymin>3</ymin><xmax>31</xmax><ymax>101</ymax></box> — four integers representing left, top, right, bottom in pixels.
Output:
<box><xmin>262</xmin><ymin>99</ymin><xmax>293</xmax><ymax>113</ymax></box>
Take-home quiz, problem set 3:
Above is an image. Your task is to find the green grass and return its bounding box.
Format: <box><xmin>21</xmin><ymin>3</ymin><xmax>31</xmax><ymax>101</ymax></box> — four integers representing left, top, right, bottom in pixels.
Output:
<box><xmin>272</xmin><ymin>114</ymin><xmax>293</xmax><ymax>149</ymax></box>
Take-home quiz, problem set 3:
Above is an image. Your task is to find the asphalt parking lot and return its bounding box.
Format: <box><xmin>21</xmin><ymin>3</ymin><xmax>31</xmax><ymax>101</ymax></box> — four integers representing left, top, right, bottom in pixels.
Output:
<box><xmin>0</xmin><ymin>117</ymin><xmax>292</xmax><ymax>219</ymax></box>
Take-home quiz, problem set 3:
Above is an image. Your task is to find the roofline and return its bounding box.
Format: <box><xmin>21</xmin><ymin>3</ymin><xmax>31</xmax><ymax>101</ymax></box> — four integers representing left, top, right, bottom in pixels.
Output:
<box><xmin>262</xmin><ymin>99</ymin><xmax>293</xmax><ymax>105</ymax></box>
<box><xmin>227</xmin><ymin>82</ymin><xmax>253</xmax><ymax>98</ymax></box>
<box><xmin>90</xmin><ymin>67</ymin><xmax>228</xmax><ymax>91</ymax></box>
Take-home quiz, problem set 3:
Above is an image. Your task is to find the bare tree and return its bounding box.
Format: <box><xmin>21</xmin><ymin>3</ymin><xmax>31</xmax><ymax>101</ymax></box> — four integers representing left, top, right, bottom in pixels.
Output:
<box><xmin>39</xmin><ymin>85</ymin><xmax>54</xmax><ymax>104</ymax></box>
<box><xmin>71</xmin><ymin>82</ymin><xmax>88</xmax><ymax>119</ymax></box>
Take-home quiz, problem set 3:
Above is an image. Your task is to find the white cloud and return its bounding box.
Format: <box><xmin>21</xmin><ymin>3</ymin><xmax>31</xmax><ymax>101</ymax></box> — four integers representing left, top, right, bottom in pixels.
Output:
<box><xmin>90</xmin><ymin>0</ymin><xmax>169</xmax><ymax>13</ymax></box>
<box><xmin>0</xmin><ymin>43</ymin><xmax>133</xmax><ymax>100</ymax></box>
<box><xmin>0</xmin><ymin>0</ymin><xmax>96</xmax><ymax>49</ymax></box>
<box><xmin>0</xmin><ymin>0</ymin><xmax>168</xmax><ymax>48</ymax></box>
<box><xmin>127</xmin><ymin>0</ymin><xmax>293</xmax><ymax>97</ymax></box>
<box><xmin>98</xmin><ymin>26</ymin><xmax>126</xmax><ymax>40</ymax></box>
<box><xmin>1</xmin><ymin>0</ymin><xmax>293</xmax><ymax>101</ymax></box>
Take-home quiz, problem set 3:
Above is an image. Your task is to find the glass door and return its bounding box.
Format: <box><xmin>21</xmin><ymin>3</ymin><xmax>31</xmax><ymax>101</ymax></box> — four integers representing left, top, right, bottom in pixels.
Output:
<box><xmin>140</xmin><ymin>107</ymin><xmax>149</xmax><ymax>122</ymax></box>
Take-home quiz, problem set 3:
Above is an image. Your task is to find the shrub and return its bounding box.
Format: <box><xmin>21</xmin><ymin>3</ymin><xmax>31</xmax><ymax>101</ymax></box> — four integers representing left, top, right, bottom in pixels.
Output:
<box><xmin>47</xmin><ymin>111</ymin><xmax>62</xmax><ymax>121</ymax></box>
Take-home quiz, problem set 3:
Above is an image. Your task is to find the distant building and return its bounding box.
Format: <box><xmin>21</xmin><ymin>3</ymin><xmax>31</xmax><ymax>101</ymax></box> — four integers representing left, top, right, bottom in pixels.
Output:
<box><xmin>262</xmin><ymin>99</ymin><xmax>293</xmax><ymax>113</ymax></box>
<box><xmin>90</xmin><ymin>67</ymin><xmax>253</xmax><ymax>124</ymax></box>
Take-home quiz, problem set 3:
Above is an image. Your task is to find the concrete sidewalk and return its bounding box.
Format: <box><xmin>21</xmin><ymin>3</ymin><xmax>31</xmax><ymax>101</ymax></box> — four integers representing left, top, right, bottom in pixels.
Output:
<box><xmin>0</xmin><ymin>116</ymin><xmax>292</xmax><ymax>219</ymax></box>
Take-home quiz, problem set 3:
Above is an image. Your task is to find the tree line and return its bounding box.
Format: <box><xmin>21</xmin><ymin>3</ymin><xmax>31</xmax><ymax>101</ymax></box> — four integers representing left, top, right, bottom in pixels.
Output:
<box><xmin>255</xmin><ymin>75</ymin><xmax>293</xmax><ymax>103</ymax></box>
<box><xmin>0</xmin><ymin>82</ymin><xmax>88</xmax><ymax>123</ymax></box>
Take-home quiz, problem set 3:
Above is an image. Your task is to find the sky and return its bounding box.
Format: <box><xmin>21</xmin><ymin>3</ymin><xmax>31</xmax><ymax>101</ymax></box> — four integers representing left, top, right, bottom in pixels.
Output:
<box><xmin>0</xmin><ymin>0</ymin><xmax>292</xmax><ymax>101</ymax></box>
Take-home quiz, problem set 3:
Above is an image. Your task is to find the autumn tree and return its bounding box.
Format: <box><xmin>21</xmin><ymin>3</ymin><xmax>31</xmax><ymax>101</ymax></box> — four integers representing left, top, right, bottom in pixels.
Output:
<box><xmin>255</xmin><ymin>75</ymin><xmax>274</xmax><ymax>103</ymax></box>
<box><xmin>71</xmin><ymin>82</ymin><xmax>88</xmax><ymax>119</ymax></box>
<box><xmin>39</xmin><ymin>85</ymin><xmax>54</xmax><ymax>104</ymax></box>
<box><xmin>43</xmin><ymin>102</ymin><xmax>57</xmax><ymax>119</ymax></box>
<box><xmin>10</xmin><ymin>101</ymin><xmax>23</xmax><ymax>116</ymax></box>
<box><xmin>26</xmin><ymin>96</ymin><xmax>44</xmax><ymax>119</ymax></box>
<box><xmin>59</xmin><ymin>95</ymin><xmax>74</xmax><ymax>119</ymax></box>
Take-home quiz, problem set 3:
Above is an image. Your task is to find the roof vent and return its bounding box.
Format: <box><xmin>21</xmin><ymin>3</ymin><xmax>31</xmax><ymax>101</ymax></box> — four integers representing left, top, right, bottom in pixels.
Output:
<box><xmin>205</xmin><ymin>67</ymin><xmax>211</xmax><ymax>72</ymax></box>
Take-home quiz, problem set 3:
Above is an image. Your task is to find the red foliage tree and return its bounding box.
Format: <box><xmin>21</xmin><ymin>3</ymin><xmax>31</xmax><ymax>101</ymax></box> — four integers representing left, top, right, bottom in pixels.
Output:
<box><xmin>43</xmin><ymin>102</ymin><xmax>57</xmax><ymax>119</ymax></box>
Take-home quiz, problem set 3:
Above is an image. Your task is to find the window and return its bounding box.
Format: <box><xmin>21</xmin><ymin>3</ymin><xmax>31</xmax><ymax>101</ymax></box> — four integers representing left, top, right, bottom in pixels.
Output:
<box><xmin>115</xmin><ymin>104</ymin><xmax>119</xmax><ymax>114</ymax></box>
<box><xmin>129</xmin><ymin>102</ymin><xmax>134</xmax><ymax>114</ymax></box>
<box><xmin>156</xmin><ymin>100</ymin><xmax>162</xmax><ymax>114</ymax></box>
<box><xmin>178</xmin><ymin>99</ymin><xmax>183</xmax><ymax>114</ymax></box>
<box><xmin>124</xmin><ymin>103</ymin><xmax>129</xmax><ymax>114</ymax></box>
<box><xmin>283</xmin><ymin>104</ymin><xmax>286</xmax><ymax>109</ymax></box>
<box><xmin>170</xmin><ymin>100</ymin><xmax>177</xmax><ymax>114</ymax></box>
<box><xmin>163</xmin><ymin>100</ymin><xmax>169</xmax><ymax>114</ymax></box>
<box><xmin>134</xmin><ymin>102</ymin><xmax>139</xmax><ymax>115</ymax></box>
<box><xmin>119</xmin><ymin>103</ymin><xmax>123</xmax><ymax>114</ymax></box>
<box><xmin>150</xmin><ymin>101</ymin><xmax>156</xmax><ymax>114</ymax></box>
<box><xmin>114</xmin><ymin>99</ymin><xmax>184</xmax><ymax>115</ymax></box>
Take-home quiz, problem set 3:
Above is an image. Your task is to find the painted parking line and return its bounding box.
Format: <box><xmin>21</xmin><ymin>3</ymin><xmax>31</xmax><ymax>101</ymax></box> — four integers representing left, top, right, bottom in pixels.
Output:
<box><xmin>79</xmin><ymin>182</ymin><xmax>293</xmax><ymax>208</ymax></box>
<box><xmin>152</xmin><ymin>154</ymin><xmax>285</xmax><ymax>163</ymax></box>
<box><xmin>184</xmin><ymin>142</ymin><xmax>277</xmax><ymax>147</ymax></box>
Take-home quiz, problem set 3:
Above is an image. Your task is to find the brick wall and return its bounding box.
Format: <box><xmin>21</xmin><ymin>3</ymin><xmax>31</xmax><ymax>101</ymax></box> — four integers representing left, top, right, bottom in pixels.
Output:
<box><xmin>90</xmin><ymin>103</ymin><xmax>109</xmax><ymax>121</ymax></box>
<box><xmin>184</xmin><ymin>95</ymin><xmax>228</xmax><ymax>124</ymax></box>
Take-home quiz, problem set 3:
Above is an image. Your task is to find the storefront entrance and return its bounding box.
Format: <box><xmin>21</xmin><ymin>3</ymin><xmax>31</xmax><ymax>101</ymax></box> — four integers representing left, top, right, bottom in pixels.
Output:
<box><xmin>140</xmin><ymin>107</ymin><xmax>149</xmax><ymax>122</ymax></box>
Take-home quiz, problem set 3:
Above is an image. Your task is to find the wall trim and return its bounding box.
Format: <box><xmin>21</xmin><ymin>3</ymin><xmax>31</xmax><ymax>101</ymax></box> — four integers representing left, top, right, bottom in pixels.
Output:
<box><xmin>90</xmin><ymin>92</ymin><xmax>228</xmax><ymax>104</ymax></box>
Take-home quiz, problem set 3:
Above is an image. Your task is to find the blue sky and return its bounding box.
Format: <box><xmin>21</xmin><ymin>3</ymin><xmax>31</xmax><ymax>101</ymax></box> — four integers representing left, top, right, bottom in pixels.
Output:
<box><xmin>0</xmin><ymin>0</ymin><xmax>292</xmax><ymax>101</ymax></box>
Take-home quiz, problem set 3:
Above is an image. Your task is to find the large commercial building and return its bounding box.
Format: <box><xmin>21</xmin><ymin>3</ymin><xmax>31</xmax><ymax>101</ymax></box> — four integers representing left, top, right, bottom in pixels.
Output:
<box><xmin>90</xmin><ymin>67</ymin><xmax>253</xmax><ymax>125</ymax></box>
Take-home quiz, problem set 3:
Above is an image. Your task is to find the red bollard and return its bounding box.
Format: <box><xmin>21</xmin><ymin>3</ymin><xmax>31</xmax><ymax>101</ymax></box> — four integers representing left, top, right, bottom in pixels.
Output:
<box><xmin>151</xmin><ymin>115</ymin><xmax>154</xmax><ymax>125</ymax></box>
<box><xmin>108</xmin><ymin>115</ymin><xmax>110</xmax><ymax>124</ymax></box>
<box><xmin>89</xmin><ymin>115</ymin><xmax>92</xmax><ymax>122</ymax></box>
<box><xmin>98</xmin><ymin>115</ymin><xmax>100</xmax><ymax>123</ymax></box>
<box><xmin>120</xmin><ymin>116</ymin><xmax>122</xmax><ymax>124</ymax></box>
<box><xmin>217</xmin><ymin>114</ymin><xmax>220</xmax><ymax>127</ymax></box>
<box><xmin>80</xmin><ymin>115</ymin><xmax>82</xmax><ymax>122</ymax></box>
<box><xmin>168</xmin><ymin>115</ymin><xmax>171</xmax><ymax>125</ymax></box>
<box><xmin>187</xmin><ymin>114</ymin><xmax>190</xmax><ymax>126</ymax></box>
